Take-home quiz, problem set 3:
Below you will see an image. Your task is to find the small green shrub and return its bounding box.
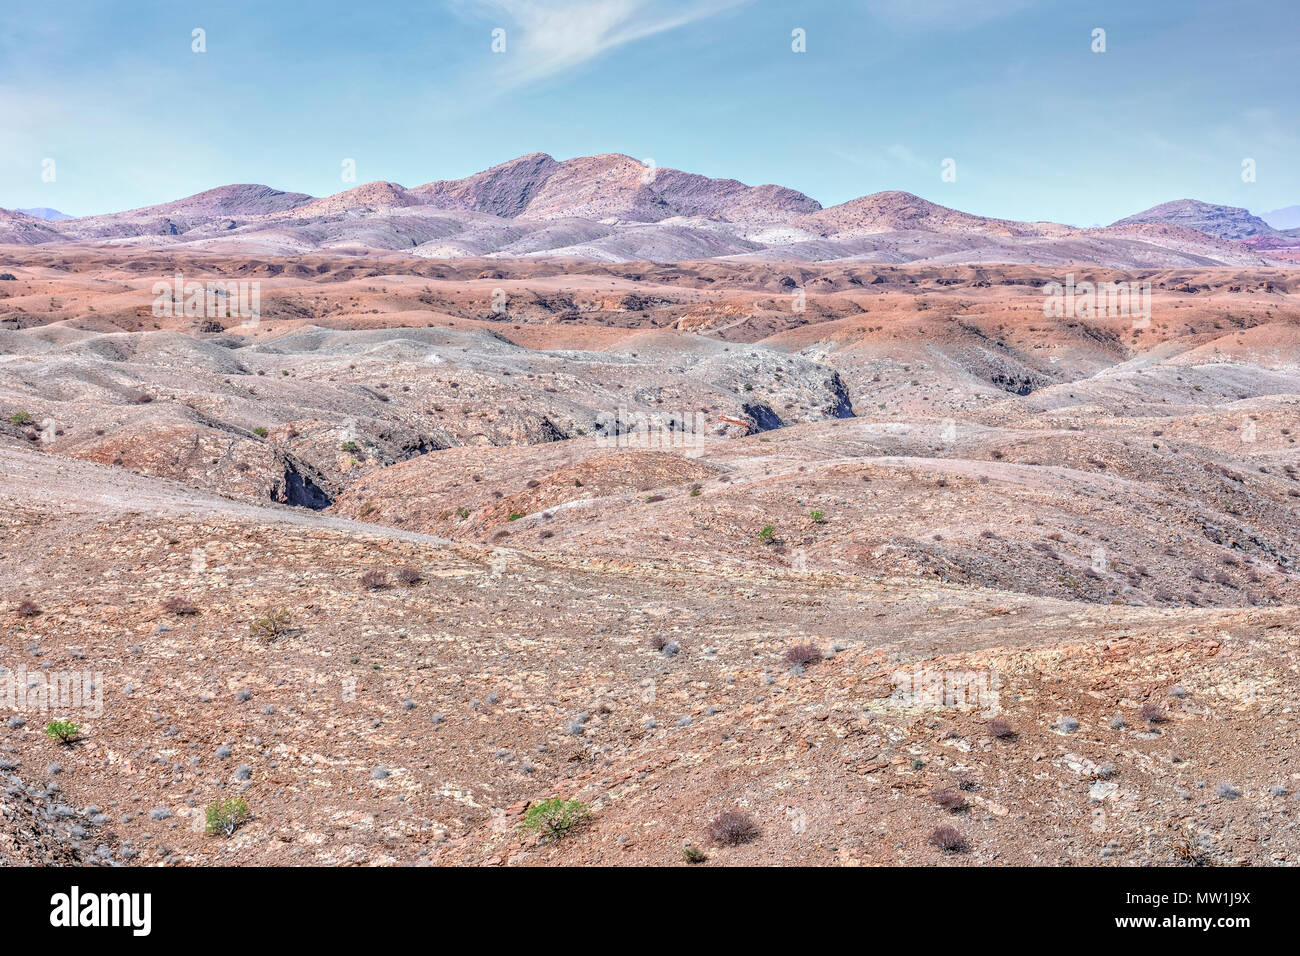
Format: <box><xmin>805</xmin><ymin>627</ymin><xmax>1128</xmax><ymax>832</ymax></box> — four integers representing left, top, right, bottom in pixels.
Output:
<box><xmin>249</xmin><ymin>605</ymin><xmax>292</xmax><ymax>641</ymax></box>
<box><xmin>341</xmin><ymin>440</ymin><xmax>360</xmax><ymax>454</ymax></box>
<box><xmin>810</xmin><ymin>510</ymin><xmax>825</xmax><ymax>524</ymax></box>
<box><xmin>252</xmin><ymin>426</ymin><xmax>268</xmax><ymax>438</ymax></box>
<box><xmin>205</xmin><ymin>797</ymin><xmax>250</xmax><ymax>837</ymax></box>
<box><xmin>683</xmin><ymin>845</ymin><xmax>707</xmax><ymax>864</ymax></box>
<box><xmin>44</xmin><ymin>720</ymin><xmax>80</xmax><ymax>744</ymax></box>
<box><xmin>520</xmin><ymin>798</ymin><xmax>589</xmax><ymax>842</ymax></box>
<box><xmin>508</xmin><ymin>511</ymin><xmax>525</xmax><ymax>521</ymax></box>
<box><xmin>758</xmin><ymin>524</ymin><xmax>776</xmax><ymax>544</ymax></box>
<box><xmin>9</xmin><ymin>412</ymin><xmax>32</xmax><ymax>426</ymax></box>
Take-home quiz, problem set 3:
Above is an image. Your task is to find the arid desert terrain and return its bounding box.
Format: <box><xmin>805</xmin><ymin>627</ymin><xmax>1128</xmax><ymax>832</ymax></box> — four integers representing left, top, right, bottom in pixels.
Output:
<box><xmin>2</xmin><ymin>167</ymin><xmax>1299</xmax><ymax>866</ymax></box>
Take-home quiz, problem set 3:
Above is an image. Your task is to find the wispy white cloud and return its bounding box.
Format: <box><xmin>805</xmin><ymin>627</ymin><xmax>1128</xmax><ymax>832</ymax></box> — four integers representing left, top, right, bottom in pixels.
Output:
<box><xmin>827</xmin><ymin>143</ymin><xmax>928</xmax><ymax>174</ymax></box>
<box><xmin>886</xmin><ymin>143</ymin><xmax>928</xmax><ymax>169</ymax></box>
<box><xmin>456</xmin><ymin>0</ymin><xmax>748</xmax><ymax>87</ymax></box>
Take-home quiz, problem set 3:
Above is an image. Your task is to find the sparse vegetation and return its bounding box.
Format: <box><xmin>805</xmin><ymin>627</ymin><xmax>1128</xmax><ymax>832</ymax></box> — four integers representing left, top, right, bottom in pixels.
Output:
<box><xmin>809</xmin><ymin>510</ymin><xmax>825</xmax><ymax>524</ymax></box>
<box><xmin>988</xmin><ymin>717</ymin><xmax>1017</xmax><ymax>739</ymax></box>
<box><xmin>927</xmin><ymin>825</ymin><xmax>969</xmax><ymax>853</ymax></box>
<box><xmin>16</xmin><ymin>599</ymin><xmax>40</xmax><ymax>617</ymax></box>
<box><xmin>252</xmin><ymin>426</ymin><xmax>269</xmax><ymax>437</ymax></box>
<box><xmin>249</xmin><ymin>605</ymin><xmax>292</xmax><ymax>642</ymax></box>
<box><xmin>44</xmin><ymin>720</ymin><xmax>80</xmax><ymax>745</ymax></box>
<box><xmin>757</xmin><ymin>524</ymin><xmax>776</xmax><ymax>544</ymax></box>
<box><xmin>706</xmin><ymin>810</ymin><xmax>759</xmax><ymax>847</ymax></box>
<box><xmin>931</xmin><ymin>787</ymin><xmax>968</xmax><ymax>813</ymax></box>
<box><xmin>394</xmin><ymin>566</ymin><xmax>423</xmax><ymax>586</ymax></box>
<box><xmin>782</xmin><ymin>643</ymin><xmax>821</xmax><ymax>667</ymax></box>
<box><xmin>520</xmin><ymin>798</ymin><xmax>590</xmax><ymax>842</ymax></box>
<box><xmin>1140</xmin><ymin>702</ymin><xmax>1166</xmax><ymax>724</ymax></box>
<box><xmin>360</xmin><ymin>569</ymin><xmax>390</xmax><ymax>590</ymax></box>
<box><xmin>162</xmin><ymin>596</ymin><xmax>198</xmax><ymax>616</ymax></box>
<box><xmin>682</xmin><ymin>845</ymin><xmax>708</xmax><ymax>864</ymax></box>
<box><xmin>205</xmin><ymin>797</ymin><xmax>250</xmax><ymax>837</ymax></box>
<box><xmin>1170</xmin><ymin>832</ymin><xmax>1210</xmax><ymax>866</ymax></box>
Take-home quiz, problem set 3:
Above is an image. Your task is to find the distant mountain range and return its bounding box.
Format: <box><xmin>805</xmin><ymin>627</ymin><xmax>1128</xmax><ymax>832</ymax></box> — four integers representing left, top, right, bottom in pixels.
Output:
<box><xmin>1263</xmin><ymin>205</ymin><xmax>1300</xmax><ymax>231</ymax></box>
<box><xmin>2</xmin><ymin>153</ymin><xmax>1296</xmax><ymax>268</ymax></box>
<box><xmin>15</xmin><ymin>207</ymin><xmax>71</xmax><ymax>221</ymax></box>
<box><xmin>1113</xmin><ymin>199</ymin><xmax>1283</xmax><ymax>240</ymax></box>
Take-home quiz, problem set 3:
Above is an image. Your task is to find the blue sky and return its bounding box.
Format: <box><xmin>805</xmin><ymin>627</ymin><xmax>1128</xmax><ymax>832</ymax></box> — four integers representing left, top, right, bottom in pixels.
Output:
<box><xmin>1</xmin><ymin>0</ymin><xmax>1296</xmax><ymax>224</ymax></box>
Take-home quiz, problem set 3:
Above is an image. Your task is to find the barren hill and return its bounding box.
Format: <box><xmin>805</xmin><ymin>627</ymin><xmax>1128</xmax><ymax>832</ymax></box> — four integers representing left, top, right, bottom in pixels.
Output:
<box><xmin>0</xmin><ymin>209</ymin><xmax>65</xmax><ymax>245</ymax></box>
<box><xmin>1113</xmin><ymin>199</ymin><xmax>1277</xmax><ymax>240</ymax></box>
<box><xmin>798</xmin><ymin>190</ymin><xmax>1066</xmax><ymax>239</ymax></box>
<box><xmin>15</xmin><ymin>207</ymin><xmax>71</xmax><ymax>221</ymax></box>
